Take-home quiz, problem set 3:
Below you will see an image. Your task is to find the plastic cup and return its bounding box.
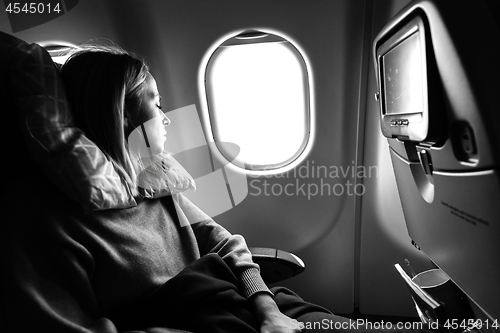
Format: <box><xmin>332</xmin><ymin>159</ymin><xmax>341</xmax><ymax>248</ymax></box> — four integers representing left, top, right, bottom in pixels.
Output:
<box><xmin>412</xmin><ymin>269</ymin><xmax>472</xmax><ymax>322</ymax></box>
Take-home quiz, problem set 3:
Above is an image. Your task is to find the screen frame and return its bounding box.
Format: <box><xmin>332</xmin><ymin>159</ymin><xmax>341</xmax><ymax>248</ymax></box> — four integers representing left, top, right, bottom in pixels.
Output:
<box><xmin>376</xmin><ymin>15</ymin><xmax>430</xmax><ymax>142</ymax></box>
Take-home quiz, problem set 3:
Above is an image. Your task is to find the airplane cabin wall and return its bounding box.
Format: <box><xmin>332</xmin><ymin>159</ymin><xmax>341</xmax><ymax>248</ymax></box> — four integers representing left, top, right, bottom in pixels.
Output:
<box><xmin>0</xmin><ymin>0</ymin><xmax>437</xmax><ymax>319</ymax></box>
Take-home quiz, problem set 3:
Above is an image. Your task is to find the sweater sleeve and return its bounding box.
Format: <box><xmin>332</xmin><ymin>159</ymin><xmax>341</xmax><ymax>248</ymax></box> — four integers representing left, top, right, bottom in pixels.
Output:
<box><xmin>1</xmin><ymin>193</ymin><xmax>190</xmax><ymax>333</ymax></box>
<box><xmin>172</xmin><ymin>193</ymin><xmax>272</xmax><ymax>299</ymax></box>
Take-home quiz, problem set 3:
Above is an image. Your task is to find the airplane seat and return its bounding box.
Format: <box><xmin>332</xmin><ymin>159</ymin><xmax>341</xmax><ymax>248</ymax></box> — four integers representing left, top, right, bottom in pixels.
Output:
<box><xmin>0</xmin><ymin>31</ymin><xmax>304</xmax><ymax>332</ymax></box>
<box><xmin>0</xmin><ymin>30</ymin><xmax>41</xmax><ymax>333</ymax></box>
<box><xmin>373</xmin><ymin>0</ymin><xmax>500</xmax><ymax>327</ymax></box>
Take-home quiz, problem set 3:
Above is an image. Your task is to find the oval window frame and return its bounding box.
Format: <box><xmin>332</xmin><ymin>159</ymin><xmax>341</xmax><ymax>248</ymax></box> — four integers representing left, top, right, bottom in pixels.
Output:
<box><xmin>201</xmin><ymin>29</ymin><xmax>314</xmax><ymax>174</ymax></box>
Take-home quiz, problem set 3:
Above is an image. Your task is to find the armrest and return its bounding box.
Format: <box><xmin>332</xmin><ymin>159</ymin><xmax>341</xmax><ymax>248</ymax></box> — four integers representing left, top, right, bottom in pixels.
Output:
<box><xmin>249</xmin><ymin>247</ymin><xmax>305</xmax><ymax>284</ymax></box>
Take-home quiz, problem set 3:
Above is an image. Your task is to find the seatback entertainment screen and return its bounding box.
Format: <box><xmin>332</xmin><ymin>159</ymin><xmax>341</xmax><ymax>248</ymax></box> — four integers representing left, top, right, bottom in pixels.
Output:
<box><xmin>374</xmin><ymin>15</ymin><xmax>436</xmax><ymax>142</ymax></box>
<box><xmin>382</xmin><ymin>31</ymin><xmax>424</xmax><ymax>116</ymax></box>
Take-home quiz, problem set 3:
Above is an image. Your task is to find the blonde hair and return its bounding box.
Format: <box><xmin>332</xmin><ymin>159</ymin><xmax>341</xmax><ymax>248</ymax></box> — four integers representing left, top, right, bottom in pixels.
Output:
<box><xmin>60</xmin><ymin>43</ymin><xmax>150</xmax><ymax>196</ymax></box>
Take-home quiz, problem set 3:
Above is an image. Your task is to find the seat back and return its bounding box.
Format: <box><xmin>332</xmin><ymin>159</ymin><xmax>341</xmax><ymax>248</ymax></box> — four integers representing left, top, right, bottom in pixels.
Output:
<box><xmin>0</xmin><ymin>31</ymin><xmax>35</xmax><ymax>333</ymax></box>
<box><xmin>373</xmin><ymin>0</ymin><xmax>500</xmax><ymax>321</ymax></box>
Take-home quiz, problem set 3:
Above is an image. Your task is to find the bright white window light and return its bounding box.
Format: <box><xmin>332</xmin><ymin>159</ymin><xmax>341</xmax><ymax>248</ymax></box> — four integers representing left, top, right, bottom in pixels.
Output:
<box><xmin>205</xmin><ymin>31</ymin><xmax>310</xmax><ymax>171</ymax></box>
<box><xmin>39</xmin><ymin>41</ymin><xmax>78</xmax><ymax>65</ymax></box>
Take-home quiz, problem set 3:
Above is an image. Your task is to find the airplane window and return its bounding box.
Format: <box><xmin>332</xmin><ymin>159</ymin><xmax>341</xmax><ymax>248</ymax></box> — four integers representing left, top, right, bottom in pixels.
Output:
<box><xmin>204</xmin><ymin>30</ymin><xmax>311</xmax><ymax>171</ymax></box>
<box><xmin>39</xmin><ymin>41</ymin><xmax>78</xmax><ymax>65</ymax></box>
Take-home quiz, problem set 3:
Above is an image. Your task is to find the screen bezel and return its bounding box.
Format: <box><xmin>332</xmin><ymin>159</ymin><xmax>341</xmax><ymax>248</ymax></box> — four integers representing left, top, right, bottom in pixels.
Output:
<box><xmin>376</xmin><ymin>15</ymin><xmax>429</xmax><ymax>142</ymax></box>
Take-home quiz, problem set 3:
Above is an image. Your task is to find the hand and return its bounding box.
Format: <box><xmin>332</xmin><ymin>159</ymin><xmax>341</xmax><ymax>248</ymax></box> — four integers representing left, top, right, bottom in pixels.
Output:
<box><xmin>259</xmin><ymin>309</ymin><xmax>302</xmax><ymax>333</ymax></box>
<box><xmin>249</xmin><ymin>292</ymin><xmax>302</xmax><ymax>333</ymax></box>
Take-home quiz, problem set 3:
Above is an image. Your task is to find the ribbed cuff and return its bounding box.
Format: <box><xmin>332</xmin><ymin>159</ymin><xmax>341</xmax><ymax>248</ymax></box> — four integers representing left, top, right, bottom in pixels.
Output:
<box><xmin>238</xmin><ymin>267</ymin><xmax>273</xmax><ymax>299</ymax></box>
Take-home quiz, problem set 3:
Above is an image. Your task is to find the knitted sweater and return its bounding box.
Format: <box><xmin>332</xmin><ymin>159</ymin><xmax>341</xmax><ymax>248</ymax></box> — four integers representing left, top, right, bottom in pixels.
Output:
<box><xmin>1</xmin><ymin>175</ymin><xmax>270</xmax><ymax>333</ymax></box>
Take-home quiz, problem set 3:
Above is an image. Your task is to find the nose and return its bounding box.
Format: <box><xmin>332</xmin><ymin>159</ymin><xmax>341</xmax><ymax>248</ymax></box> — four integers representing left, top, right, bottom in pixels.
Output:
<box><xmin>162</xmin><ymin>113</ymin><xmax>171</xmax><ymax>126</ymax></box>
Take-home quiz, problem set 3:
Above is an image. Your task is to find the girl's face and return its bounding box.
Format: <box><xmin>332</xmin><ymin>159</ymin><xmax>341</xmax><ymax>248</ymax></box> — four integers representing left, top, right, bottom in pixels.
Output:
<box><xmin>132</xmin><ymin>73</ymin><xmax>171</xmax><ymax>156</ymax></box>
